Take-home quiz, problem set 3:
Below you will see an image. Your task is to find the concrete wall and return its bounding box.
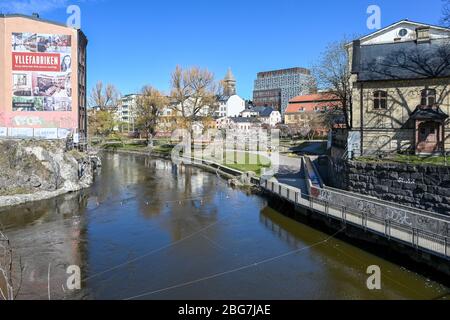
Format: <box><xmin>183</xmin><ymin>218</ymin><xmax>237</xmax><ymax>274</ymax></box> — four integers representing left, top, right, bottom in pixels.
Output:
<box><xmin>329</xmin><ymin>159</ymin><xmax>450</xmax><ymax>215</ymax></box>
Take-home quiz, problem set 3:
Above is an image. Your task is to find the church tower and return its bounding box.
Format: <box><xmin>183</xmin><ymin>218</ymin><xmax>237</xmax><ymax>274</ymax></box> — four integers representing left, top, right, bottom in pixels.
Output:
<box><xmin>223</xmin><ymin>68</ymin><xmax>236</xmax><ymax>97</ymax></box>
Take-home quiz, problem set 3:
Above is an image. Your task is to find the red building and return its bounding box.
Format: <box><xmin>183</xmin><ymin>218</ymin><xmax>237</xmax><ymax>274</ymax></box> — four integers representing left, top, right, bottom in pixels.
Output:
<box><xmin>285</xmin><ymin>92</ymin><xmax>342</xmax><ymax>137</ymax></box>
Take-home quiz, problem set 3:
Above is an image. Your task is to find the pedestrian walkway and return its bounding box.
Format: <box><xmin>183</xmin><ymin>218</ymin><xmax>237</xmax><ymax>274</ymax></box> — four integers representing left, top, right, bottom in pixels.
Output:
<box><xmin>259</xmin><ymin>157</ymin><xmax>450</xmax><ymax>261</ymax></box>
<box><xmin>273</xmin><ymin>154</ymin><xmax>308</xmax><ymax>193</ymax></box>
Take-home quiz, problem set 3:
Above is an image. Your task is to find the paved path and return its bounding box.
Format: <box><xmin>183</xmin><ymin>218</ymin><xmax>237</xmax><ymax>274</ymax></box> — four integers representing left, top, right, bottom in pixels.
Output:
<box><xmin>222</xmin><ymin>149</ymin><xmax>309</xmax><ymax>194</ymax></box>
<box><xmin>274</xmin><ymin>154</ymin><xmax>308</xmax><ymax>193</ymax></box>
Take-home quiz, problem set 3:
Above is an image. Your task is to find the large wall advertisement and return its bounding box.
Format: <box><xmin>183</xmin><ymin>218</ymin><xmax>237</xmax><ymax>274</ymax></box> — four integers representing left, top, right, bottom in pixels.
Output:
<box><xmin>11</xmin><ymin>32</ymin><xmax>72</xmax><ymax>112</ymax></box>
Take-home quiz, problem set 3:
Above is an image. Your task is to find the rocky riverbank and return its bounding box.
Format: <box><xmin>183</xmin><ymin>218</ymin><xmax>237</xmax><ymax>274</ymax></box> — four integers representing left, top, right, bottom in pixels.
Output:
<box><xmin>0</xmin><ymin>139</ymin><xmax>99</xmax><ymax>209</ymax></box>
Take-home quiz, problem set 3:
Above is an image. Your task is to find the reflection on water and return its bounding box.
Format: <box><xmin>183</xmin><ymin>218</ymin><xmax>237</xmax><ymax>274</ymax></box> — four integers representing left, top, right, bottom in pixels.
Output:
<box><xmin>0</xmin><ymin>152</ymin><xmax>448</xmax><ymax>300</ymax></box>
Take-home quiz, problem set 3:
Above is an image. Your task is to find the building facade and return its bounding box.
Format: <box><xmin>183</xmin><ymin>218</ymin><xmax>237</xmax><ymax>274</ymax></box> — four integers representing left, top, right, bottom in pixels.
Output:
<box><xmin>215</xmin><ymin>69</ymin><xmax>245</xmax><ymax>118</ymax></box>
<box><xmin>252</xmin><ymin>67</ymin><xmax>314</xmax><ymax>115</ymax></box>
<box><xmin>228</xmin><ymin>117</ymin><xmax>262</xmax><ymax>133</ymax></box>
<box><xmin>348</xmin><ymin>20</ymin><xmax>450</xmax><ymax>156</ymax></box>
<box><xmin>286</xmin><ymin>92</ymin><xmax>342</xmax><ymax>137</ymax></box>
<box><xmin>116</xmin><ymin>94</ymin><xmax>139</xmax><ymax>132</ymax></box>
<box><xmin>0</xmin><ymin>14</ymin><xmax>88</xmax><ymax>140</ymax></box>
<box><xmin>240</xmin><ymin>106</ymin><xmax>281</xmax><ymax>127</ymax></box>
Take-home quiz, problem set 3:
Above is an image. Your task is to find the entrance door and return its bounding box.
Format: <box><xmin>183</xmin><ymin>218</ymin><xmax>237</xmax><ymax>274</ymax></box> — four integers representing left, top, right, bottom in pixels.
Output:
<box><xmin>417</xmin><ymin>121</ymin><xmax>440</xmax><ymax>154</ymax></box>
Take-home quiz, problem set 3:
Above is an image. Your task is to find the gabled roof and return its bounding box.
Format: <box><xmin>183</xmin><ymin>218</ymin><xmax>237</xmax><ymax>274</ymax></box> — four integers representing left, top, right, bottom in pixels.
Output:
<box><xmin>354</xmin><ymin>19</ymin><xmax>450</xmax><ymax>43</ymax></box>
<box><xmin>289</xmin><ymin>93</ymin><xmax>340</xmax><ymax>104</ymax></box>
<box><xmin>252</xmin><ymin>106</ymin><xmax>276</xmax><ymax>117</ymax></box>
<box><xmin>286</xmin><ymin>93</ymin><xmax>341</xmax><ymax>114</ymax></box>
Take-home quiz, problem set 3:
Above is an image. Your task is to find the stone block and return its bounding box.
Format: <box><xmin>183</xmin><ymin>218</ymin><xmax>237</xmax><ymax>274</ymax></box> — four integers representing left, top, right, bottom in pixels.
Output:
<box><xmin>422</xmin><ymin>193</ymin><xmax>442</xmax><ymax>203</ymax></box>
<box><xmin>427</xmin><ymin>166</ymin><xmax>437</xmax><ymax>174</ymax></box>
<box><xmin>399</xmin><ymin>172</ymin><xmax>411</xmax><ymax>180</ymax></box>
<box><xmin>437</xmin><ymin>187</ymin><xmax>450</xmax><ymax>197</ymax></box>
<box><xmin>375</xmin><ymin>185</ymin><xmax>389</xmax><ymax>193</ymax></box>
<box><xmin>388</xmin><ymin>172</ymin><xmax>399</xmax><ymax>180</ymax></box>
<box><xmin>415</xmin><ymin>184</ymin><xmax>427</xmax><ymax>192</ymax></box>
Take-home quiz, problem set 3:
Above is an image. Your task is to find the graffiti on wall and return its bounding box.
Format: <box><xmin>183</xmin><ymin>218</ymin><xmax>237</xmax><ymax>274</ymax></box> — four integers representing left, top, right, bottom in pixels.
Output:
<box><xmin>312</xmin><ymin>186</ymin><xmax>448</xmax><ymax>235</ymax></box>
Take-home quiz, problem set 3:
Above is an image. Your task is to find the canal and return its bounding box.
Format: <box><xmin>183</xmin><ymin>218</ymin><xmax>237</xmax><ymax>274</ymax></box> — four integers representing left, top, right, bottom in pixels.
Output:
<box><xmin>0</xmin><ymin>152</ymin><xmax>448</xmax><ymax>300</ymax></box>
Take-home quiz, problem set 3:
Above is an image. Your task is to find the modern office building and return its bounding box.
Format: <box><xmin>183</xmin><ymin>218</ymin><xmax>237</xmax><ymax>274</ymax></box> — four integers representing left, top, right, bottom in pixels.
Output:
<box><xmin>252</xmin><ymin>67</ymin><xmax>314</xmax><ymax>116</ymax></box>
<box><xmin>0</xmin><ymin>14</ymin><xmax>88</xmax><ymax>140</ymax></box>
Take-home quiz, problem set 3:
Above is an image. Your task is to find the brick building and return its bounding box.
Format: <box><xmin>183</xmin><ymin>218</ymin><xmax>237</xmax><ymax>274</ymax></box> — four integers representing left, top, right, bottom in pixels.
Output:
<box><xmin>0</xmin><ymin>14</ymin><xmax>88</xmax><ymax>141</ymax></box>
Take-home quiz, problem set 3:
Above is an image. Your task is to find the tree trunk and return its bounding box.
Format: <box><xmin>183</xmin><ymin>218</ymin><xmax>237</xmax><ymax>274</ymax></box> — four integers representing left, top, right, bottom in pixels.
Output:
<box><xmin>147</xmin><ymin>133</ymin><xmax>154</xmax><ymax>149</ymax></box>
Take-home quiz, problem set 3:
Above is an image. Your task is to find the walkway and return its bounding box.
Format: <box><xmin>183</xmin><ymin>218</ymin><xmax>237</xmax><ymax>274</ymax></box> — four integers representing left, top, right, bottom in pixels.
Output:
<box><xmin>260</xmin><ymin>157</ymin><xmax>450</xmax><ymax>261</ymax></box>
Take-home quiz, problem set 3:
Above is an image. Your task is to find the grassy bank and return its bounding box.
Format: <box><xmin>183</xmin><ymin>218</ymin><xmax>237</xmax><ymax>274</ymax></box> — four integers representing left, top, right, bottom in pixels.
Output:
<box><xmin>205</xmin><ymin>151</ymin><xmax>271</xmax><ymax>176</ymax></box>
<box><xmin>102</xmin><ymin>140</ymin><xmax>272</xmax><ymax>176</ymax></box>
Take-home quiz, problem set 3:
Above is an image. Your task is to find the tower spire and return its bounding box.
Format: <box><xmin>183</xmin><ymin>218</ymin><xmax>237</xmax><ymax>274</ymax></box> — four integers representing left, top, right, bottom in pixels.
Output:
<box><xmin>223</xmin><ymin>67</ymin><xmax>236</xmax><ymax>96</ymax></box>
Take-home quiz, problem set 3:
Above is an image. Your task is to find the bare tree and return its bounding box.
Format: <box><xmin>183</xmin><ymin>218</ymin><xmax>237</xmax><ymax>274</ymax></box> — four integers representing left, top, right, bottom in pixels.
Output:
<box><xmin>364</xmin><ymin>41</ymin><xmax>450</xmax><ymax>80</ymax></box>
<box><xmin>0</xmin><ymin>231</ymin><xmax>23</xmax><ymax>300</ymax></box>
<box><xmin>312</xmin><ymin>37</ymin><xmax>353</xmax><ymax>129</ymax></box>
<box><xmin>318</xmin><ymin>106</ymin><xmax>345</xmax><ymax>130</ymax></box>
<box><xmin>89</xmin><ymin>81</ymin><xmax>120</xmax><ymax>110</ymax></box>
<box><xmin>442</xmin><ymin>0</ymin><xmax>450</xmax><ymax>27</ymax></box>
<box><xmin>88</xmin><ymin>81</ymin><xmax>121</xmax><ymax>141</ymax></box>
<box><xmin>135</xmin><ymin>86</ymin><xmax>168</xmax><ymax>147</ymax></box>
<box><xmin>170</xmin><ymin>66</ymin><xmax>222</xmax><ymax>131</ymax></box>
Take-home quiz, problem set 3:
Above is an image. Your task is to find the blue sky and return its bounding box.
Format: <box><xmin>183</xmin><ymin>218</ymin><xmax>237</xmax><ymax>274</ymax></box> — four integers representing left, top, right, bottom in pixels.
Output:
<box><xmin>1</xmin><ymin>0</ymin><xmax>446</xmax><ymax>99</ymax></box>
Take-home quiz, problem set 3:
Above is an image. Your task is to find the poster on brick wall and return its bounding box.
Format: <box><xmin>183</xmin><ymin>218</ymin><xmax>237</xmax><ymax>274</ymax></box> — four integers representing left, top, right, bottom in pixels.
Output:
<box><xmin>11</xmin><ymin>32</ymin><xmax>72</xmax><ymax>112</ymax></box>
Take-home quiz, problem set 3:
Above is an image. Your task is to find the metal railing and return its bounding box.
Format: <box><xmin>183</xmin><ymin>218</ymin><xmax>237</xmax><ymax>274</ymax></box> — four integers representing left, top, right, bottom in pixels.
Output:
<box><xmin>260</xmin><ymin>178</ymin><xmax>450</xmax><ymax>259</ymax></box>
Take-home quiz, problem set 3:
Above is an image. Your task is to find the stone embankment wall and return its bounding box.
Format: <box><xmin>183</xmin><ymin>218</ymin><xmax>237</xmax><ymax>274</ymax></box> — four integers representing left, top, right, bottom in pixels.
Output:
<box><xmin>0</xmin><ymin>139</ymin><xmax>97</xmax><ymax>208</ymax></box>
<box><xmin>329</xmin><ymin>159</ymin><xmax>450</xmax><ymax>215</ymax></box>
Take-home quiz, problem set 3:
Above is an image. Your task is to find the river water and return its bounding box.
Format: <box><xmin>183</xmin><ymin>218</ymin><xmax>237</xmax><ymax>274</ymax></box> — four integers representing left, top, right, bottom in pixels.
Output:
<box><xmin>0</xmin><ymin>152</ymin><xmax>448</xmax><ymax>300</ymax></box>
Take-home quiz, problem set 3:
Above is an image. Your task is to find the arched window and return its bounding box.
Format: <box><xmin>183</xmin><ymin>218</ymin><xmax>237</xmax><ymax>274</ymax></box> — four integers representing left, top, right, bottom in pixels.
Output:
<box><xmin>421</xmin><ymin>89</ymin><xmax>436</xmax><ymax>106</ymax></box>
<box><xmin>373</xmin><ymin>91</ymin><xmax>387</xmax><ymax>109</ymax></box>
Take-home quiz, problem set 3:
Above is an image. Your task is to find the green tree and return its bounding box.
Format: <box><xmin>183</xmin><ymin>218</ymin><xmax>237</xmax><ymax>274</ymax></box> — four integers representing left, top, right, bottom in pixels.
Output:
<box><xmin>88</xmin><ymin>109</ymin><xmax>116</xmax><ymax>140</ymax></box>
<box><xmin>135</xmin><ymin>86</ymin><xmax>168</xmax><ymax>147</ymax></box>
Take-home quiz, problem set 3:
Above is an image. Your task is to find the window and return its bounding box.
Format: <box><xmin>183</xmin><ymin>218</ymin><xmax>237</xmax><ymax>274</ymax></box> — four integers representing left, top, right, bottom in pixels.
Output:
<box><xmin>416</xmin><ymin>28</ymin><xmax>430</xmax><ymax>41</ymax></box>
<box><xmin>398</xmin><ymin>28</ymin><xmax>408</xmax><ymax>37</ymax></box>
<box><xmin>421</xmin><ymin>89</ymin><xmax>436</xmax><ymax>106</ymax></box>
<box><xmin>373</xmin><ymin>91</ymin><xmax>387</xmax><ymax>109</ymax></box>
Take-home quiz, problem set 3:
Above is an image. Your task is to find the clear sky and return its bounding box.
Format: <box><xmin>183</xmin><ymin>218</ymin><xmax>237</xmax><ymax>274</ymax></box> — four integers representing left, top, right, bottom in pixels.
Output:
<box><xmin>1</xmin><ymin>0</ymin><xmax>446</xmax><ymax>99</ymax></box>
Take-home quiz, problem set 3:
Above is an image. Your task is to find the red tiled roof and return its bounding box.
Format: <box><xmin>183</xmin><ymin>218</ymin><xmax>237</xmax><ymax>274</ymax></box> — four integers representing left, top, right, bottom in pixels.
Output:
<box><xmin>286</xmin><ymin>92</ymin><xmax>342</xmax><ymax>114</ymax></box>
<box><xmin>289</xmin><ymin>92</ymin><xmax>340</xmax><ymax>103</ymax></box>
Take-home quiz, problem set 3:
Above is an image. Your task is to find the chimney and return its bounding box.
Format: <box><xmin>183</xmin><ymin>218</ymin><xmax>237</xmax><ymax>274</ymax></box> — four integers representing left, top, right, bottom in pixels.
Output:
<box><xmin>351</xmin><ymin>40</ymin><xmax>361</xmax><ymax>73</ymax></box>
<box><xmin>416</xmin><ymin>26</ymin><xmax>430</xmax><ymax>43</ymax></box>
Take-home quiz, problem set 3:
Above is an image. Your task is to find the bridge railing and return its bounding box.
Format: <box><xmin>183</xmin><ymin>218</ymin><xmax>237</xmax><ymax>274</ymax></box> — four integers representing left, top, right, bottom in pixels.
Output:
<box><xmin>260</xmin><ymin>178</ymin><xmax>449</xmax><ymax>259</ymax></box>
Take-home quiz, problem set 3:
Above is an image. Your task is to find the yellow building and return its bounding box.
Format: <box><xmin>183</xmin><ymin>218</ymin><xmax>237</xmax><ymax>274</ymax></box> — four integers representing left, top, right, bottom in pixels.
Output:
<box><xmin>347</xmin><ymin>20</ymin><xmax>450</xmax><ymax>156</ymax></box>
